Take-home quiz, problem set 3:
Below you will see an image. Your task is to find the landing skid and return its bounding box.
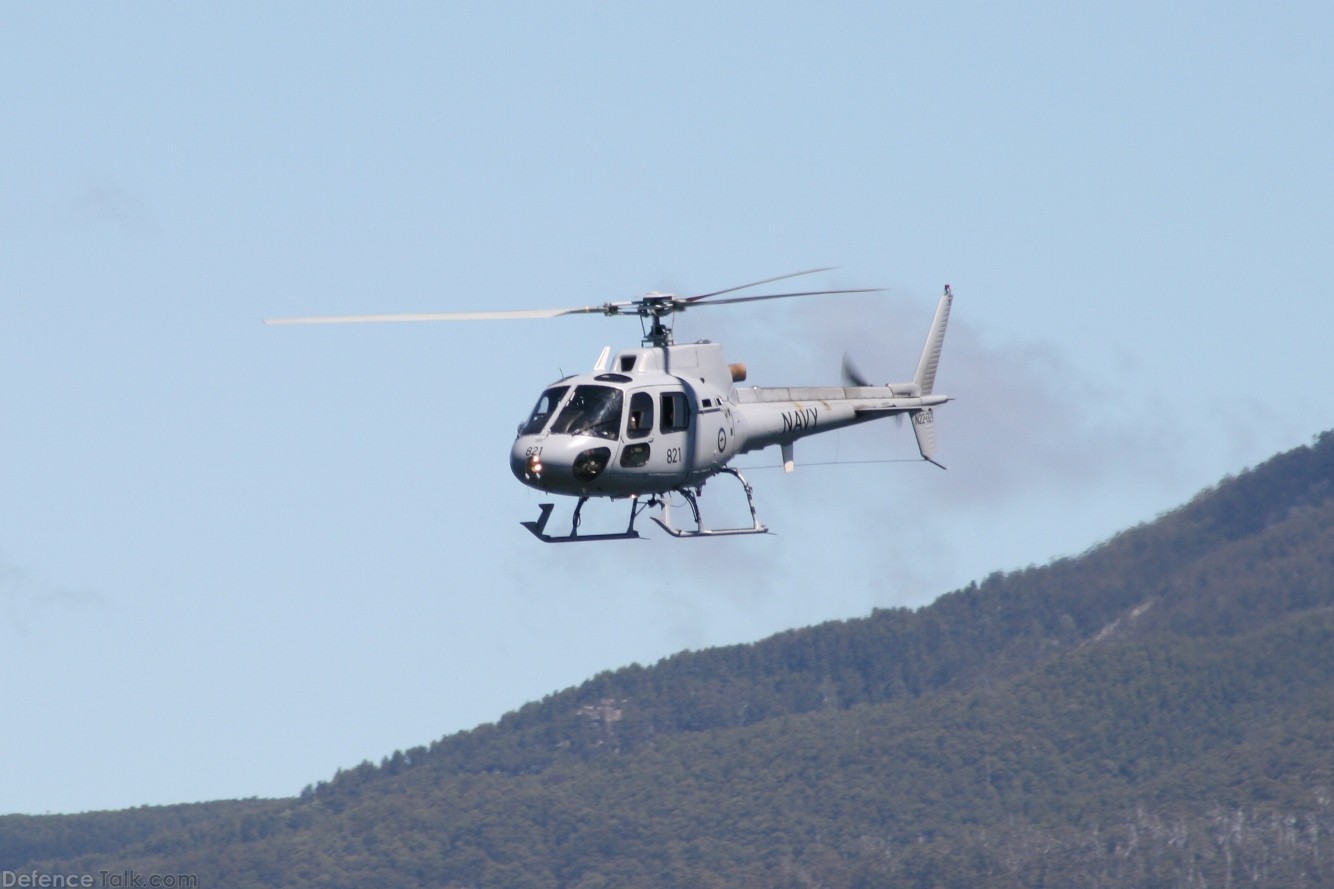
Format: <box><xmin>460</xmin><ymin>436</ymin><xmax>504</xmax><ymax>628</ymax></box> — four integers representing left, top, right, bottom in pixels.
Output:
<box><xmin>650</xmin><ymin>468</ymin><xmax>769</xmax><ymax>538</ymax></box>
<box><xmin>521</xmin><ymin>497</ymin><xmax>650</xmax><ymax>543</ymax></box>
<box><xmin>521</xmin><ymin>470</ymin><xmax>769</xmax><ymax>542</ymax></box>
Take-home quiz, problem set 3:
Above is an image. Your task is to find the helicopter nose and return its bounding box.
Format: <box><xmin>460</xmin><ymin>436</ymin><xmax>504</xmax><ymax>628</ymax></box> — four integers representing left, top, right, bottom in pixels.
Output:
<box><xmin>511</xmin><ymin>435</ymin><xmax>572</xmax><ymax>490</ymax></box>
<box><xmin>510</xmin><ymin>435</ymin><xmax>612</xmax><ymax>493</ymax></box>
<box><xmin>510</xmin><ymin>438</ymin><xmax>544</xmax><ymax>485</ymax></box>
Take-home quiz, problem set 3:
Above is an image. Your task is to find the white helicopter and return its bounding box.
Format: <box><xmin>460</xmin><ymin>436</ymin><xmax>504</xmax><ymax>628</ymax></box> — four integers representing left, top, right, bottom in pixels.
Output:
<box><xmin>266</xmin><ymin>270</ymin><xmax>953</xmax><ymax>541</ymax></box>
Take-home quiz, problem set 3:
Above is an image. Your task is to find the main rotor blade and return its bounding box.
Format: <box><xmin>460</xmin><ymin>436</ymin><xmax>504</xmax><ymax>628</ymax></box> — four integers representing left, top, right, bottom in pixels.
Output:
<box><xmin>687</xmin><ymin>286</ymin><xmax>884</xmax><ymax>308</ymax></box>
<box><xmin>263</xmin><ymin>306</ymin><xmax>609</xmax><ymax>325</ymax></box>
<box><xmin>684</xmin><ymin>267</ymin><xmax>835</xmax><ymax>303</ymax></box>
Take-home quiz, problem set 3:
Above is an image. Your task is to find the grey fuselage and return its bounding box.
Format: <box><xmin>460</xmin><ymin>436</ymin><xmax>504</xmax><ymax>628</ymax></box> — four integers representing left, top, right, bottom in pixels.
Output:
<box><xmin>509</xmin><ymin>340</ymin><xmax>949</xmax><ymax>499</ymax></box>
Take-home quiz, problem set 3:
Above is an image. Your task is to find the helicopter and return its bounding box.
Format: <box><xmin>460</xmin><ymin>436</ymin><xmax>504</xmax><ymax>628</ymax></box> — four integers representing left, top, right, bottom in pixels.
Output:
<box><xmin>266</xmin><ymin>269</ymin><xmax>953</xmax><ymax>541</ymax></box>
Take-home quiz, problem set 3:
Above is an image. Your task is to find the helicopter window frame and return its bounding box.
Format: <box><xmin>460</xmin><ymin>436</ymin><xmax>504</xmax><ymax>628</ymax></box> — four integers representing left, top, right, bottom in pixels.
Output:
<box><xmin>519</xmin><ymin>385</ymin><xmax>570</xmax><ymax>436</ymax></box>
<box><xmin>660</xmin><ymin>391</ymin><xmax>691</xmax><ymax>433</ymax></box>
<box><xmin>626</xmin><ymin>392</ymin><xmax>654</xmax><ymax>440</ymax></box>
<box><xmin>620</xmin><ymin>442</ymin><xmax>650</xmax><ymax>468</ymax></box>
<box><xmin>549</xmin><ymin>384</ymin><xmax>624</xmax><ymax>441</ymax></box>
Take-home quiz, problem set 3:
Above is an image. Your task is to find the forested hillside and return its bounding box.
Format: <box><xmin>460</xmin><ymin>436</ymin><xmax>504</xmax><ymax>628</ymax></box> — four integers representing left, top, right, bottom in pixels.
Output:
<box><xmin>5</xmin><ymin>432</ymin><xmax>1333</xmax><ymax>887</ymax></box>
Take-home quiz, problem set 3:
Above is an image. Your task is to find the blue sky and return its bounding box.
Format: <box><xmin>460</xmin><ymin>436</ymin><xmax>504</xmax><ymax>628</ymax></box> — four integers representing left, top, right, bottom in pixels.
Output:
<box><xmin>2</xmin><ymin>2</ymin><xmax>1331</xmax><ymax>814</ymax></box>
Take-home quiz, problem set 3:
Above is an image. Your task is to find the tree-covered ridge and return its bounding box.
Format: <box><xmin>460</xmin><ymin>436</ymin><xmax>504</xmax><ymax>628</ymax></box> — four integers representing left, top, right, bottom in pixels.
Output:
<box><xmin>20</xmin><ymin>608</ymin><xmax>1331</xmax><ymax>887</ymax></box>
<box><xmin>392</xmin><ymin>432</ymin><xmax>1334</xmax><ymax>781</ymax></box>
<box><xmin>4</xmin><ymin>431</ymin><xmax>1333</xmax><ymax>887</ymax></box>
<box><xmin>0</xmin><ymin>800</ymin><xmax>283</xmax><ymax>877</ymax></box>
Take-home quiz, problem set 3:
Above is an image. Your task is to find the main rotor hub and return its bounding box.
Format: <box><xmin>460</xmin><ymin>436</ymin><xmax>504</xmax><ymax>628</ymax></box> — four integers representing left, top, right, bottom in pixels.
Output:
<box><xmin>635</xmin><ymin>293</ymin><xmax>683</xmax><ymax>346</ymax></box>
<box><xmin>639</xmin><ymin>293</ymin><xmax>676</xmax><ymax>314</ymax></box>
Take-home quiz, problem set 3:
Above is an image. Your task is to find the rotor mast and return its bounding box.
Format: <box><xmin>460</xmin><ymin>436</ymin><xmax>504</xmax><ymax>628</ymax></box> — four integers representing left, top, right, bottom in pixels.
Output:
<box><xmin>638</xmin><ymin>294</ymin><xmax>678</xmax><ymax>347</ymax></box>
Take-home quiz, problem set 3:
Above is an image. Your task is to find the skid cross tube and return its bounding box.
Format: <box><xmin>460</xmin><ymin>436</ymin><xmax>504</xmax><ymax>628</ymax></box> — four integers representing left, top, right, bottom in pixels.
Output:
<box><xmin>651</xmin><ymin>468</ymin><xmax>769</xmax><ymax>538</ymax></box>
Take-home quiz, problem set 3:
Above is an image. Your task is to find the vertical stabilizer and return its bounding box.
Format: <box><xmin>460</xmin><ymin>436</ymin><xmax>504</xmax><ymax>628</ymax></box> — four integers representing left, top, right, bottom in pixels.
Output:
<box><xmin>913</xmin><ymin>285</ymin><xmax>953</xmax><ymax>396</ymax></box>
<box><xmin>911</xmin><ymin>408</ymin><xmax>945</xmax><ymax>468</ymax></box>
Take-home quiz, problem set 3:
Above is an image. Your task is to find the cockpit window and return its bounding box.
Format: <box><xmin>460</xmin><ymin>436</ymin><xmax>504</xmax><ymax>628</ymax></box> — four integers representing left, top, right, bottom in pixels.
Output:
<box><xmin>519</xmin><ymin>386</ymin><xmax>569</xmax><ymax>436</ymax></box>
<box><xmin>549</xmin><ymin>385</ymin><xmax>623</xmax><ymax>440</ymax></box>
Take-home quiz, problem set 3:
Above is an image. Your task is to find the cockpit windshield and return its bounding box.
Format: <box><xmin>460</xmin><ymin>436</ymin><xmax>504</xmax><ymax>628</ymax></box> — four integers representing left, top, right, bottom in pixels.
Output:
<box><xmin>520</xmin><ymin>386</ymin><xmax>569</xmax><ymax>436</ymax></box>
<box><xmin>549</xmin><ymin>385</ymin><xmax>623</xmax><ymax>440</ymax></box>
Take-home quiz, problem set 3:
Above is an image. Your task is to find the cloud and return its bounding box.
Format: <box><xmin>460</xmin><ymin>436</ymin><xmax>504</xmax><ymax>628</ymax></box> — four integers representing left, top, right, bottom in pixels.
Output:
<box><xmin>717</xmin><ymin>291</ymin><xmax>1189</xmax><ymax>509</ymax></box>
<box><xmin>68</xmin><ymin>181</ymin><xmax>159</xmax><ymax>235</ymax></box>
<box><xmin>0</xmin><ymin>559</ymin><xmax>107</xmax><ymax>637</ymax></box>
<box><xmin>665</xmin><ymin>290</ymin><xmax>1209</xmax><ymax>601</ymax></box>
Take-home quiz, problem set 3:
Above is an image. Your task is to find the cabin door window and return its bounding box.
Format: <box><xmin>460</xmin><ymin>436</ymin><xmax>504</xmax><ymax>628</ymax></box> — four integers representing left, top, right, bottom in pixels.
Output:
<box><xmin>626</xmin><ymin>392</ymin><xmax>654</xmax><ymax>440</ymax></box>
<box><xmin>660</xmin><ymin>391</ymin><xmax>690</xmax><ymax>433</ymax></box>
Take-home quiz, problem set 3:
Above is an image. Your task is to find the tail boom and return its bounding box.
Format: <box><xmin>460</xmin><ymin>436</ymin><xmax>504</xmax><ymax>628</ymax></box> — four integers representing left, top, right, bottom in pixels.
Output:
<box><xmin>732</xmin><ymin>284</ymin><xmax>954</xmax><ymax>468</ymax></box>
<box><xmin>732</xmin><ymin>389</ymin><xmax>950</xmax><ymax>454</ymax></box>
